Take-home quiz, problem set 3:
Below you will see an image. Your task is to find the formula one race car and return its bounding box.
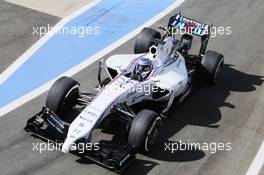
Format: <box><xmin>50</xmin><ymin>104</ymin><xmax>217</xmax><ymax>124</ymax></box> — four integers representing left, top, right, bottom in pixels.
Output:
<box><xmin>25</xmin><ymin>14</ymin><xmax>224</xmax><ymax>172</ymax></box>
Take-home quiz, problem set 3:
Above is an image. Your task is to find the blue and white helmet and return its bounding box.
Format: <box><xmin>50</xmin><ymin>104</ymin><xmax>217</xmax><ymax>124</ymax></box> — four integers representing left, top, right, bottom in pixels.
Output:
<box><xmin>132</xmin><ymin>58</ymin><xmax>153</xmax><ymax>81</ymax></box>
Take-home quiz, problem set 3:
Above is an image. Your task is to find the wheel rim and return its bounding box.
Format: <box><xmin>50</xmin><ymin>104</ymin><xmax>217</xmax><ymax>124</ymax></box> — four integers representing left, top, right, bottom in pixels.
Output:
<box><xmin>61</xmin><ymin>85</ymin><xmax>79</xmax><ymax>112</ymax></box>
<box><xmin>145</xmin><ymin>117</ymin><xmax>161</xmax><ymax>151</ymax></box>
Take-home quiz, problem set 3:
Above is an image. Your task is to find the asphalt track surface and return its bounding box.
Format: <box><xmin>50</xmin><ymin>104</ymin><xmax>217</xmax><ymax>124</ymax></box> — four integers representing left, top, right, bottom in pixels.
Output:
<box><xmin>0</xmin><ymin>0</ymin><xmax>60</xmax><ymax>74</ymax></box>
<box><xmin>0</xmin><ymin>0</ymin><xmax>264</xmax><ymax>175</ymax></box>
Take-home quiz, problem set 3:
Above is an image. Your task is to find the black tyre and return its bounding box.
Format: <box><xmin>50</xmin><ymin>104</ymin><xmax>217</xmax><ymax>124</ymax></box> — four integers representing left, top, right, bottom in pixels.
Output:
<box><xmin>46</xmin><ymin>77</ymin><xmax>80</xmax><ymax>117</ymax></box>
<box><xmin>128</xmin><ymin>110</ymin><xmax>161</xmax><ymax>152</ymax></box>
<box><xmin>201</xmin><ymin>50</ymin><xmax>224</xmax><ymax>84</ymax></box>
<box><xmin>134</xmin><ymin>27</ymin><xmax>161</xmax><ymax>54</ymax></box>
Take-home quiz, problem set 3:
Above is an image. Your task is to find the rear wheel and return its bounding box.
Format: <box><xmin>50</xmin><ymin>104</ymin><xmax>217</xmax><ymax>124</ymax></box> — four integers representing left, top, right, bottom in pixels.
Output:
<box><xmin>46</xmin><ymin>77</ymin><xmax>80</xmax><ymax>120</ymax></box>
<box><xmin>128</xmin><ymin>110</ymin><xmax>161</xmax><ymax>152</ymax></box>
<box><xmin>201</xmin><ymin>50</ymin><xmax>224</xmax><ymax>84</ymax></box>
<box><xmin>134</xmin><ymin>27</ymin><xmax>161</xmax><ymax>54</ymax></box>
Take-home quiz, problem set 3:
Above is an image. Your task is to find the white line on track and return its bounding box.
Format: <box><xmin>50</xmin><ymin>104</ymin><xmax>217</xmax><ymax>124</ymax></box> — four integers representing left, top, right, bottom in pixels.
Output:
<box><xmin>245</xmin><ymin>141</ymin><xmax>264</xmax><ymax>175</ymax></box>
<box><xmin>0</xmin><ymin>0</ymin><xmax>185</xmax><ymax>116</ymax></box>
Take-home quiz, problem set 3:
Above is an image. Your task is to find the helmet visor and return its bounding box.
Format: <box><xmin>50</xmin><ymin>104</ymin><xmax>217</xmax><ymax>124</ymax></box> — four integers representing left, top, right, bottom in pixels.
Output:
<box><xmin>136</xmin><ymin>64</ymin><xmax>151</xmax><ymax>73</ymax></box>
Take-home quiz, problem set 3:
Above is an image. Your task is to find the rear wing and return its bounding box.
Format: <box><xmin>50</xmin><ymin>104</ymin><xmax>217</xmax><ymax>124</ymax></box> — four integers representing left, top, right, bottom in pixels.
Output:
<box><xmin>167</xmin><ymin>14</ymin><xmax>211</xmax><ymax>55</ymax></box>
<box><xmin>169</xmin><ymin>14</ymin><xmax>211</xmax><ymax>37</ymax></box>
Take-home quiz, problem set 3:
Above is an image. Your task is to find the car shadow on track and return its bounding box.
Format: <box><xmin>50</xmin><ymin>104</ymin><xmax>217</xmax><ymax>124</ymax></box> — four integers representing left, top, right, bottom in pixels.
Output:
<box><xmin>123</xmin><ymin>64</ymin><xmax>263</xmax><ymax>174</ymax></box>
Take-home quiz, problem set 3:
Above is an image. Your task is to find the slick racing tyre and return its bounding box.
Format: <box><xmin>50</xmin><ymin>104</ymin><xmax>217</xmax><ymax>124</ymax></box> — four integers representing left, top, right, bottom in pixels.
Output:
<box><xmin>201</xmin><ymin>50</ymin><xmax>224</xmax><ymax>84</ymax></box>
<box><xmin>128</xmin><ymin>110</ymin><xmax>161</xmax><ymax>152</ymax></box>
<box><xmin>46</xmin><ymin>76</ymin><xmax>80</xmax><ymax>118</ymax></box>
<box><xmin>134</xmin><ymin>27</ymin><xmax>161</xmax><ymax>54</ymax></box>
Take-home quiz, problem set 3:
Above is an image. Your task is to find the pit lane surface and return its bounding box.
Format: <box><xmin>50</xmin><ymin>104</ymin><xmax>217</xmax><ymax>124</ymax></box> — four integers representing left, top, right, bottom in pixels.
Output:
<box><xmin>0</xmin><ymin>0</ymin><xmax>264</xmax><ymax>174</ymax></box>
<box><xmin>0</xmin><ymin>0</ymin><xmax>60</xmax><ymax>74</ymax></box>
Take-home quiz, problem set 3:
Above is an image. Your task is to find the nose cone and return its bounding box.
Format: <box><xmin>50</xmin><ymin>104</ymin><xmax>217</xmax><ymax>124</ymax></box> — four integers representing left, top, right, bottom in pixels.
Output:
<box><xmin>61</xmin><ymin>144</ymin><xmax>70</xmax><ymax>153</ymax></box>
<box><xmin>61</xmin><ymin>138</ymin><xmax>74</xmax><ymax>153</ymax></box>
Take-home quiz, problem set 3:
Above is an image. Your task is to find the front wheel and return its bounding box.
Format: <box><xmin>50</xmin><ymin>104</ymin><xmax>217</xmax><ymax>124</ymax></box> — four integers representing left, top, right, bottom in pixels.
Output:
<box><xmin>46</xmin><ymin>77</ymin><xmax>80</xmax><ymax>120</ymax></box>
<box><xmin>128</xmin><ymin>110</ymin><xmax>161</xmax><ymax>152</ymax></box>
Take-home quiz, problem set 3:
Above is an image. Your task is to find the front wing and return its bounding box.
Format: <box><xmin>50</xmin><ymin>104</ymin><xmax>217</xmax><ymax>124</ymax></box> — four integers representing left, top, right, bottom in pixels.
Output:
<box><xmin>24</xmin><ymin>107</ymin><xmax>135</xmax><ymax>173</ymax></box>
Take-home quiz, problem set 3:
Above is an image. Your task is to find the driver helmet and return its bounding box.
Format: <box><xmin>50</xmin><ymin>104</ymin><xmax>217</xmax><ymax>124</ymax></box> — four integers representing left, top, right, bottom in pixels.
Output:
<box><xmin>132</xmin><ymin>58</ymin><xmax>153</xmax><ymax>81</ymax></box>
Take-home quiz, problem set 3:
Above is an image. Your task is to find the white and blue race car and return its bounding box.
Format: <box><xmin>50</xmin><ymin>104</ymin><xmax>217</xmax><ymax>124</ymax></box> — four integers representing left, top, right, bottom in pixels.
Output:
<box><xmin>25</xmin><ymin>14</ymin><xmax>224</xmax><ymax>172</ymax></box>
